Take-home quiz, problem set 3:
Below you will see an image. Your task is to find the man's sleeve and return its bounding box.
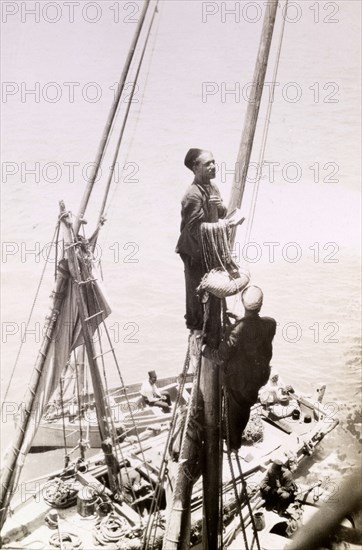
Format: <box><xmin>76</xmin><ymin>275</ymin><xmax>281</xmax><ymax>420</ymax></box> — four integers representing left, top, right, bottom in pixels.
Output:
<box><xmin>259</xmin><ymin>473</ymin><xmax>271</xmax><ymax>492</ymax></box>
<box><xmin>263</xmin><ymin>318</ymin><xmax>277</xmax><ymax>363</ymax></box>
<box><xmin>154</xmin><ymin>385</ymin><xmax>162</xmax><ymax>398</ymax></box>
<box><xmin>218</xmin><ymin>204</ymin><xmax>227</xmax><ymax>218</ymax></box>
<box><xmin>213</xmin><ymin>184</ymin><xmax>227</xmax><ymax>219</ymax></box>
<box><xmin>203</xmin><ymin>321</ymin><xmax>243</xmax><ymax>365</ymax></box>
<box><xmin>281</xmin><ymin>470</ymin><xmax>296</xmax><ymax>493</ymax></box>
<box><xmin>182</xmin><ymin>195</ymin><xmax>206</xmax><ymax>237</ymax></box>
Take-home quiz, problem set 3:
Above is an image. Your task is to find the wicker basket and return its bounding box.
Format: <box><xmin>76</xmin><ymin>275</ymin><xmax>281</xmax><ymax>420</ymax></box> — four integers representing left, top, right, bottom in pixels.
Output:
<box><xmin>200</xmin><ymin>268</ymin><xmax>250</xmax><ymax>298</ymax></box>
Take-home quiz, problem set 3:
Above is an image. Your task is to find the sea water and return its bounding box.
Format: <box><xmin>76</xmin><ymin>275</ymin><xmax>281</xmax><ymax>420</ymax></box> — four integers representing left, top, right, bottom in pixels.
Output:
<box><xmin>1</xmin><ymin>1</ymin><xmax>360</xmax><ymax>490</ymax></box>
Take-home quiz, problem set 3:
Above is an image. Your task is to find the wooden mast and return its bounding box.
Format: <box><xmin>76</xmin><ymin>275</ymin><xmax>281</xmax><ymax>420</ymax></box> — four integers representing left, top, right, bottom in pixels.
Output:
<box><xmin>73</xmin><ymin>0</ymin><xmax>151</xmax><ymax>235</ymax></box>
<box><xmin>59</xmin><ymin>202</ymin><xmax>120</xmax><ymax>494</ymax></box>
<box><xmin>201</xmin><ymin>2</ymin><xmax>279</xmax><ymax>548</ymax></box>
<box><xmin>228</xmin><ymin>0</ymin><xmax>279</xmax><ymax>224</ymax></box>
<box><xmin>163</xmin><ymin>4</ymin><xmax>279</xmax><ymax>545</ymax></box>
<box><xmin>1</xmin><ymin>2</ymin><xmax>155</xmax><ymax>533</ymax></box>
<box><xmin>0</xmin><ymin>256</ymin><xmax>70</xmax><ymax>530</ymax></box>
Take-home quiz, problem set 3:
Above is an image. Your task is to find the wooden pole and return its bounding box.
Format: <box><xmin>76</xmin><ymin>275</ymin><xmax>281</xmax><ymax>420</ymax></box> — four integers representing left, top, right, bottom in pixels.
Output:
<box><xmin>1</xmin><ymin>2</ymin><xmax>154</xmax><ymax>529</ymax></box>
<box><xmin>200</xmin><ymin>2</ymin><xmax>279</xmax><ymax>548</ymax></box>
<box><xmin>73</xmin><ymin>0</ymin><xmax>151</xmax><ymax>235</ymax></box>
<box><xmin>162</xmin><ymin>373</ymin><xmax>203</xmax><ymax>550</ymax></box>
<box><xmin>0</xmin><ymin>258</ymin><xmax>70</xmax><ymax>530</ymax></box>
<box><xmin>228</xmin><ymin>0</ymin><xmax>279</xmax><ymax>229</ymax></box>
<box><xmin>59</xmin><ymin>202</ymin><xmax>120</xmax><ymax>494</ymax></box>
<box><xmin>199</xmin><ymin>357</ymin><xmax>222</xmax><ymax>549</ymax></box>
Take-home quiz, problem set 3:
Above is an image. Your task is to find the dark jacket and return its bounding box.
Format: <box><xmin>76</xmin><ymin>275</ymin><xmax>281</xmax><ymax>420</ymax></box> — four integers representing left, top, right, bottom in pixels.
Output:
<box><xmin>176</xmin><ymin>181</ymin><xmax>227</xmax><ymax>261</ymax></box>
<box><xmin>204</xmin><ymin>313</ymin><xmax>277</xmax><ymax>403</ymax></box>
<box><xmin>260</xmin><ymin>466</ymin><xmax>297</xmax><ymax>495</ymax></box>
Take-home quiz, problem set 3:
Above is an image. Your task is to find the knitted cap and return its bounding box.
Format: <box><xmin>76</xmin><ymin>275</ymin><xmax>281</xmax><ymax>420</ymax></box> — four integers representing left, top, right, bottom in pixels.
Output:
<box><xmin>241</xmin><ymin>285</ymin><xmax>263</xmax><ymax>311</ymax></box>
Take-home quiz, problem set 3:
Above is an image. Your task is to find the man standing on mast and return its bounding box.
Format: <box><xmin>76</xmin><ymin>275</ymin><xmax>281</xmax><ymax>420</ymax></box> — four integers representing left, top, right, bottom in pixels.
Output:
<box><xmin>176</xmin><ymin>148</ymin><xmax>227</xmax><ymax>332</ymax></box>
<box><xmin>203</xmin><ymin>286</ymin><xmax>276</xmax><ymax>451</ymax></box>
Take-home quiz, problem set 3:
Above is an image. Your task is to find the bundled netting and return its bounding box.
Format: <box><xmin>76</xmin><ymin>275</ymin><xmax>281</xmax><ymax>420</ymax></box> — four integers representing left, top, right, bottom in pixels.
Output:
<box><xmin>199</xmin><ymin>220</ymin><xmax>249</xmax><ymax>298</ymax></box>
<box><xmin>242</xmin><ymin>411</ymin><xmax>264</xmax><ymax>444</ymax></box>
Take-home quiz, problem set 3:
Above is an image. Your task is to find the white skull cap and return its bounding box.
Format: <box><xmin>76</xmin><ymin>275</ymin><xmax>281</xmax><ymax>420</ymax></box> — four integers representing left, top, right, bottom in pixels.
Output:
<box><xmin>241</xmin><ymin>285</ymin><xmax>263</xmax><ymax>311</ymax></box>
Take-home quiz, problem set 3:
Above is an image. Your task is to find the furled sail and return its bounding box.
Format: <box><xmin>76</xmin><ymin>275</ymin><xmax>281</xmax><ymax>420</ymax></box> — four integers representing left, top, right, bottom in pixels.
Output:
<box><xmin>0</xmin><ymin>251</ymin><xmax>111</xmax><ymax>523</ymax></box>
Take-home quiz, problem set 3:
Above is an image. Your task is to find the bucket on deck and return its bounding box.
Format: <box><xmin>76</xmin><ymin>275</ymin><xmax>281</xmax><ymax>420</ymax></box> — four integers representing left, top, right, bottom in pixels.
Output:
<box><xmin>254</xmin><ymin>511</ymin><xmax>266</xmax><ymax>531</ymax></box>
<box><xmin>77</xmin><ymin>486</ymin><xmax>97</xmax><ymax>517</ymax></box>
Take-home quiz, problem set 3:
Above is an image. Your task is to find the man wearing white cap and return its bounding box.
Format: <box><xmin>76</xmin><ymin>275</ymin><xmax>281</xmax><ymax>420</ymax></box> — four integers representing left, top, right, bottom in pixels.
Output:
<box><xmin>203</xmin><ymin>285</ymin><xmax>276</xmax><ymax>450</ymax></box>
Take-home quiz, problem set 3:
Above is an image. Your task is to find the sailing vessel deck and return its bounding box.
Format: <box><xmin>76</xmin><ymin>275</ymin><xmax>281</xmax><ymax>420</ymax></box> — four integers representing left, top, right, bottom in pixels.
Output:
<box><xmin>1</xmin><ymin>389</ymin><xmax>337</xmax><ymax>549</ymax></box>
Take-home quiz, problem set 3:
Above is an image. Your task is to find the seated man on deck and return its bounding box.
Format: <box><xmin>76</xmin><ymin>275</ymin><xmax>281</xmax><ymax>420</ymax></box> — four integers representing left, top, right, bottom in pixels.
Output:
<box><xmin>259</xmin><ymin>459</ymin><xmax>297</xmax><ymax>512</ymax></box>
<box><xmin>140</xmin><ymin>370</ymin><xmax>171</xmax><ymax>412</ymax></box>
<box><xmin>259</xmin><ymin>369</ymin><xmax>300</xmax><ymax>419</ymax></box>
<box><xmin>203</xmin><ymin>285</ymin><xmax>276</xmax><ymax>451</ymax></box>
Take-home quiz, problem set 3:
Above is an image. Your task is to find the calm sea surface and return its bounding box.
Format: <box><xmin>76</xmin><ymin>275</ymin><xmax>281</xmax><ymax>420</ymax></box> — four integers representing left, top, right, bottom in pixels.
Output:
<box><xmin>1</xmin><ymin>1</ymin><xmax>361</xmax><ymax>486</ymax></box>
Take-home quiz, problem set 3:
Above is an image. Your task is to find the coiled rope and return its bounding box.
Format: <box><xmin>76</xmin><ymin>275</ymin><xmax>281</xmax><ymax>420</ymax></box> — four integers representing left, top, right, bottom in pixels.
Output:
<box><xmin>93</xmin><ymin>513</ymin><xmax>135</xmax><ymax>545</ymax></box>
<box><xmin>49</xmin><ymin>532</ymin><xmax>82</xmax><ymax>549</ymax></box>
<box><xmin>199</xmin><ymin>220</ymin><xmax>249</xmax><ymax>299</ymax></box>
<box><xmin>43</xmin><ymin>477</ymin><xmax>77</xmax><ymax>509</ymax></box>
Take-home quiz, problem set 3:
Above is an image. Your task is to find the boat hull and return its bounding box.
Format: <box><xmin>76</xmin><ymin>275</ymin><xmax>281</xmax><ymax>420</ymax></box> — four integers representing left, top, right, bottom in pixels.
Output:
<box><xmin>30</xmin><ymin>376</ymin><xmax>188</xmax><ymax>452</ymax></box>
<box><xmin>2</xmin><ymin>386</ymin><xmax>339</xmax><ymax>550</ymax></box>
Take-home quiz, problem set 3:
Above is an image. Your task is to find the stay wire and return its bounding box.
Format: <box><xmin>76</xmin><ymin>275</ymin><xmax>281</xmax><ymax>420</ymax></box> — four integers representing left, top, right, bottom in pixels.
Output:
<box><xmin>235</xmin><ymin>452</ymin><xmax>261</xmax><ymax>550</ymax></box>
<box><xmin>3</xmin><ymin>221</ymin><xmax>60</xmax><ymax>403</ymax></box>
<box><xmin>102</xmin><ymin>0</ymin><xmax>161</xmax><ymax>226</ymax></box>
<box><xmin>162</xmin><ymin>307</ymin><xmax>208</xmax><ymax>549</ymax></box>
<box><xmin>245</xmin><ymin>0</ymin><xmax>289</xmax><ymax>245</ymax></box>
<box><xmin>224</xmin><ymin>391</ymin><xmax>250</xmax><ymax>550</ymax></box>
<box><xmin>59</xmin><ymin>375</ymin><xmax>70</xmax><ymax>469</ymax></box>
<box><xmin>73</xmin><ymin>348</ymin><xmax>85</xmax><ymax>460</ymax></box>
<box><xmin>74</xmin><ymin>0</ymin><xmax>152</xmax><ymax>233</ymax></box>
<box><xmin>98</xmin><ymin>0</ymin><xmax>160</xmax><ymax>226</ymax></box>
<box><xmin>144</xmin><ymin>335</ymin><xmax>193</xmax><ymax>548</ymax></box>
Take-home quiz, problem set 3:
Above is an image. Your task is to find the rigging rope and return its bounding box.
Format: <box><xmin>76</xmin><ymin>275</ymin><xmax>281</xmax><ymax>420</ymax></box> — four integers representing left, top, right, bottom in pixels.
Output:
<box><xmin>98</xmin><ymin>0</ymin><xmax>160</xmax><ymax>226</ymax></box>
<box><xmin>2</xmin><ymin>221</ymin><xmax>60</xmax><ymax>403</ymax></box>
<box><xmin>224</xmin><ymin>390</ymin><xmax>250</xmax><ymax>550</ymax></box>
<box><xmin>59</xmin><ymin>375</ymin><xmax>70</xmax><ymax>469</ymax></box>
<box><xmin>245</xmin><ymin>0</ymin><xmax>289</xmax><ymax>245</ymax></box>
<box><xmin>73</xmin><ymin>348</ymin><xmax>86</xmax><ymax>460</ymax></box>
<box><xmin>74</xmin><ymin>0</ymin><xmax>152</xmax><ymax>234</ymax></box>
<box><xmin>102</xmin><ymin>0</ymin><xmax>161</xmax><ymax>228</ymax></box>
<box><xmin>94</xmin><ymin>321</ymin><xmax>146</xmax><ymax>509</ymax></box>
<box><xmin>144</xmin><ymin>335</ymin><xmax>193</xmax><ymax>548</ymax></box>
<box><xmin>162</xmin><ymin>306</ymin><xmax>207</xmax><ymax>549</ymax></box>
<box><xmin>234</xmin><ymin>452</ymin><xmax>261</xmax><ymax>550</ymax></box>
<box><xmin>201</xmin><ymin>220</ymin><xmax>233</xmax><ymax>272</ymax></box>
<box><xmin>72</xmin><ymin>206</ymin><xmax>157</xmax><ymax>495</ymax></box>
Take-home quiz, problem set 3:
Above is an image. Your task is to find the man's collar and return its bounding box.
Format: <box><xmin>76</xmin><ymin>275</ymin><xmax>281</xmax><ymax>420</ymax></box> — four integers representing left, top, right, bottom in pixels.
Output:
<box><xmin>192</xmin><ymin>179</ymin><xmax>211</xmax><ymax>194</ymax></box>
